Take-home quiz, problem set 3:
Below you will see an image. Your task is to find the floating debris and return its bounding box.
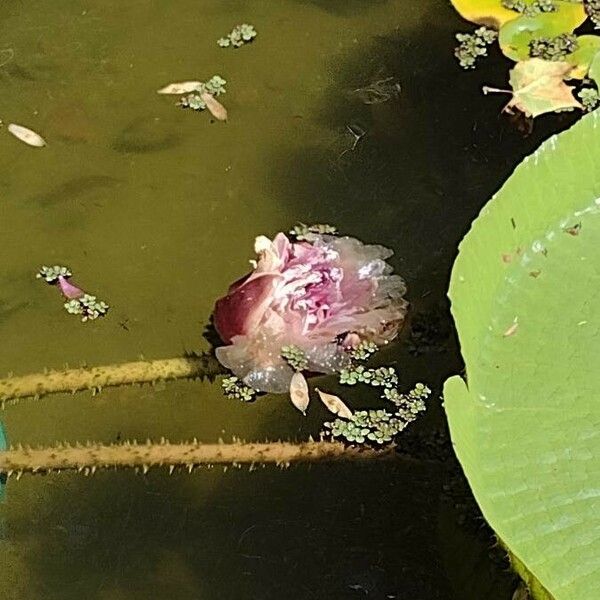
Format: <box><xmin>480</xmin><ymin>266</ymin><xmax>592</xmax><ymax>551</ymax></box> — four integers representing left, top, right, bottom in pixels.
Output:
<box><xmin>218</xmin><ymin>24</ymin><xmax>257</xmax><ymax>48</ymax></box>
<box><xmin>349</xmin><ymin>76</ymin><xmax>401</xmax><ymax>105</ymax></box>
<box><xmin>200</xmin><ymin>91</ymin><xmax>228</xmax><ymax>121</ymax></box>
<box><xmin>7</xmin><ymin>123</ymin><xmax>46</xmax><ymax>147</ymax></box>
<box><xmin>156</xmin><ymin>81</ymin><xmax>204</xmax><ymax>95</ymax></box>
<box><xmin>64</xmin><ymin>294</ymin><xmax>109</xmax><ymax>322</ymax></box>
<box><xmin>178</xmin><ymin>75</ymin><xmax>227</xmax><ymax>113</ymax></box>
<box><xmin>37</xmin><ymin>265</ymin><xmax>109</xmax><ymax>322</ymax></box>
<box><xmin>289</xmin><ymin>371</ymin><xmax>310</xmax><ymax>415</ymax></box>
<box><xmin>316</xmin><ymin>389</ymin><xmax>353</xmax><ymax>419</ymax></box>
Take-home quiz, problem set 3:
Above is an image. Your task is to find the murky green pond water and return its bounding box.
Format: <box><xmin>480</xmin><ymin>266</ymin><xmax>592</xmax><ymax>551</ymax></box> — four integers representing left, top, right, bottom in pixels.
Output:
<box><xmin>0</xmin><ymin>1</ymin><xmax>576</xmax><ymax>598</ymax></box>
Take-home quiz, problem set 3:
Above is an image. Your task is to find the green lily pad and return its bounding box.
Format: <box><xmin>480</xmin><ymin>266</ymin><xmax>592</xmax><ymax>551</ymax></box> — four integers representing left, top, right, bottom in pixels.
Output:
<box><xmin>499</xmin><ymin>6</ymin><xmax>587</xmax><ymax>61</ymax></box>
<box><xmin>567</xmin><ymin>36</ymin><xmax>600</xmax><ymax>78</ymax></box>
<box><xmin>444</xmin><ymin>111</ymin><xmax>600</xmax><ymax>599</ymax></box>
<box><xmin>588</xmin><ymin>50</ymin><xmax>600</xmax><ymax>87</ymax></box>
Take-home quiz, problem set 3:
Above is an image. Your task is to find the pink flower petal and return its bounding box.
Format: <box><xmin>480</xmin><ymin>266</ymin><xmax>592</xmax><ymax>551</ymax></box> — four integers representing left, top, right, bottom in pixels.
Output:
<box><xmin>214</xmin><ymin>273</ymin><xmax>278</xmax><ymax>343</ymax></box>
<box><xmin>57</xmin><ymin>275</ymin><xmax>84</xmax><ymax>300</ymax></box>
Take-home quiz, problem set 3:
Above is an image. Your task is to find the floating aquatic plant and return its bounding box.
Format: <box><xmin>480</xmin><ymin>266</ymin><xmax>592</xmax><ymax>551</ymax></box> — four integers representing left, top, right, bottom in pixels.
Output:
<box><xmin>280</xmin><ymin>345</ymin><xmax>309</xmax><ymax>372</ymax></box>
<box><xmin>585</xmin><ymin>0</ymin><xmax>600</xmax><ymax>26</ymax></box>
<box><xmin>528</xmin><ymin>32</ymin><xmax>578</xmax><ymax>60</ymax></box>
<box><xmin>37</xmin><ymin>265</ymin><xmax>109</xmax><ymax>322</ymax></box>
<box><xmin>578</xmin><ymin>86</ymin><xmax>600</xmax><ymax>110</ymax></box>
<box><xmin>324</xmin><ymin>383</ymin><xmax>429</xmax><ymax>445</ymax></box>
<box><xmin>348</xmin><ymin>340</ymin><xmax>379</xmax><ymax>362</ymax></box>
<box><xmin>221</xmin><ymin>376</ymin><xmax>257</xmax><ymax>402</ymax></box>
<box><xmin>178</xmin><ymin>75</ymin><xmax>227</xmax><ymax>112</ymax></box>
<box><xmin>454</xmin><ymin>27</ymin><xmax>498</xmax><ymax>69</ymax></box>
<box><xmin>36</xmin><ymin>265</ymin><xmax>72</xmax><ymax>284</ymax></box>
<box><xmin>64</xmin><ymin>294</ymin><xmax>109</xmax><ymax>322</ymax></box>
<box><xmin>338</xmin><ymin>365</ymin><xmax>399</xmax><ymax>388</ymax></box>
<box><xmin>502</xmin><ymin>0</ymin><xmax>557</xmax><ymax>17</ymax></box>
<box><xmin>217</xmin><ymin>24</ymin><xmax>257</xmax><ymax>48</ymax></box>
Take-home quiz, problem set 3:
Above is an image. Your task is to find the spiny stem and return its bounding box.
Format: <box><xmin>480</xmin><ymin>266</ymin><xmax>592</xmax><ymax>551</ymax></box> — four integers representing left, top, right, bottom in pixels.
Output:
<box><xmin>0</xmin><ymin>440</ymin><xmax>397</xmax><ymax>478</ymax></box>
<box><xmin>0</xmin><ymin>354</ymin><xmax>225</xmax><ymax>407</ymax></box>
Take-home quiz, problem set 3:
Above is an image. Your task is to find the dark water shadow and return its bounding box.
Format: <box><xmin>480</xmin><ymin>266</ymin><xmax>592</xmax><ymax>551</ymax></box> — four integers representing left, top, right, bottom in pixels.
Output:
<box><xmin>5</xmin><ymin>459</ymin><xmax>462</xmax><ymax>600</ymax></box>
<box><xmin>296</xmin><ymin>0</ymin><xmax>389</xmax><ymax>16</ymax></box>
<box><xmin>258</xmin><ymin>0</ymin><xmax>579</xmax><ymax>595</ymax></box>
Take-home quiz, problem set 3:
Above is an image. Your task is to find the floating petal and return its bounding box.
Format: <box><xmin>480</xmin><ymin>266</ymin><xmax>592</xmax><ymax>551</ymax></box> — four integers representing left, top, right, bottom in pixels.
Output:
<box><xmin>316</xmin><ymin>388</ymin><xmax>353</xmax><ymax>419</ymax></box>
<box><xmin>57</xmin><ymin>275</ymin><xmax>84</xmax><ymax>300</ymax></box>
<box><xmin>200</xmin><ymin>92</ymin><xmax>228</xmax><ymax>121</ymax></box>
<box><xmin>289</xmin><ymin>372</ymin><xmax>309</xmax><ymax>415</ymax></box>
<box><xmin>157</xmin><ymin>81</ymin><xmax>203</xmax><ymax>94</ymax></box>
<box><xmin>8</xmin><ymin>123</ymin><xmax>46</xmax><ymax>147</ymax></box>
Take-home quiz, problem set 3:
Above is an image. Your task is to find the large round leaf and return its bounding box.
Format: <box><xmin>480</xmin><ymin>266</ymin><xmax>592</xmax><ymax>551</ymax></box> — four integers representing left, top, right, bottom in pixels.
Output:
<box><xmin>444</xmin><ymin>111</ymin><xmax>600</xmax><ymax>599</ymax></box>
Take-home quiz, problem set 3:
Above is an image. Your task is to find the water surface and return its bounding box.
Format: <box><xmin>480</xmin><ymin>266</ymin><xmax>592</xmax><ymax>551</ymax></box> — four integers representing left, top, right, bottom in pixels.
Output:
<box><xmin>0</xmin><ymin>1</ymin><xmax>574</xmax><ymax>598</ymax></box>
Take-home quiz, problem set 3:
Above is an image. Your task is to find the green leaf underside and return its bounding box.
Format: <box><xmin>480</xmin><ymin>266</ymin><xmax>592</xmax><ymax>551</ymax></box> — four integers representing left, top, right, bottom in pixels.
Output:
<box><xmin>444</xmin><ymin>111</ymin><xmax>600</xmax><ymax>599</ymax></box>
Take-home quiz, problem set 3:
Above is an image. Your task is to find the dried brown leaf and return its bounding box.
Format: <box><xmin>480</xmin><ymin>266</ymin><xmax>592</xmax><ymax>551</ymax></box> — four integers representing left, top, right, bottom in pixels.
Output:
<box><xmin>200</xmin><ymin>92</ymin><xmax>228</xmax><ymax>121</ymax></box>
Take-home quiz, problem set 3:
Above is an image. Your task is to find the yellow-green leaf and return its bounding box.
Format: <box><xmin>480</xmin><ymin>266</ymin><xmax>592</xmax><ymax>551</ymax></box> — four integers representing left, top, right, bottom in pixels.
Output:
<box><xmin>588</xmin><ymin>49</ymin><xmax>600</xmax><ymax>87</ymax></box>
<box><xmin>485</xmin><ymin>59</ymin><xmax>582</xmax><ymax>118</ymax></box>
<box><xmin>450</xmin><ymin>0</ymin><xmax>519</xmax><ymax>28</ymax></box>
<box><xmin>566</xmin><ymin>36</ymin><xmax>600</xmax><ymax>78</ymax></box>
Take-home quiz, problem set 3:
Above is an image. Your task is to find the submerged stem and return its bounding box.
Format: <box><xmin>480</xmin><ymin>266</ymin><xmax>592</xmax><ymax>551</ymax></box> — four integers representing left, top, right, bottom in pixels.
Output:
<box><xmin>0</xmin><ymin>440</ymin><xmax>397</xmax><ymax>477</ymax></box>
<box><xmin>0</xmin><ymin>354</ymin><xmax>226</xmax><ymax>406</ymax></box>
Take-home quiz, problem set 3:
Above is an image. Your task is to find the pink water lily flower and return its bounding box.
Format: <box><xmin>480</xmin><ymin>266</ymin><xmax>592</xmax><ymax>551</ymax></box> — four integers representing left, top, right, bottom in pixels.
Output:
<box><xmin>214</xmin><ymin>232</ymin><xmax>408</xmax><ymax>394</ymax></box>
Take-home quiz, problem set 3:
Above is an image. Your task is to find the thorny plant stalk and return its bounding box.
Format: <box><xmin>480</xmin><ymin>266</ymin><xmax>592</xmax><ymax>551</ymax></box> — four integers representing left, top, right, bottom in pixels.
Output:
<box><xmin>0</xmin><ymin>354</ymin><xmax>225</xmax><ymax>407</ymax></box>
<box><xmin>0</xmin><ymin>439</ymin><xmax>401</xmax><ymax>479</ymax></box>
